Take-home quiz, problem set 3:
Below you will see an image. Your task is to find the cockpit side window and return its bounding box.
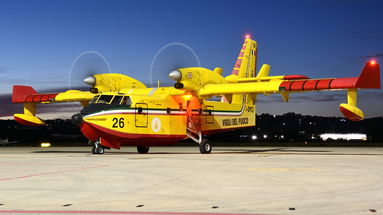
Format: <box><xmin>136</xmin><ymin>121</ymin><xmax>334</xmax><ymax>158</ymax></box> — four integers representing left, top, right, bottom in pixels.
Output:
<box><xmin>97</xmin><ymin>95</ymin><xmax>114</xmax><ymax>104</ymax></box>
<box><xmin>111</xmin><ymin>96</ymin><xmax>123</xmax><ymax>105</ymax></box>
<box><xmin>89</xmin><ymin>95</ymin><xmax>100</xmax><ymax>104</ymax></box>
<box><xmin>121</xmin><ymin>96</ymin><xmax>132</xmax><ymax>106</ymax></box>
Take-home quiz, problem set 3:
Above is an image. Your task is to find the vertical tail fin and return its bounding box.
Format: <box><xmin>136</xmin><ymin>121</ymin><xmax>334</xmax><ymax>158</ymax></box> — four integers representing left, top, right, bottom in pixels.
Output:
<box><xmin>231</xmin><ymin>36</ymin><xmax>257</xmax><ymax>78</ymax></box>
<box><xmin>230</xmin><ymin>36</ymin><xmax>257</xmax><ymax>104</ymax></box>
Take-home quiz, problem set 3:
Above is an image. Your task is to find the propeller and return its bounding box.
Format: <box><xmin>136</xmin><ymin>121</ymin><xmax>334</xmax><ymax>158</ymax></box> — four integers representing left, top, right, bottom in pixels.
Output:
<box><xmin>68</xmin><ymin>51</ymin><xmax>112</xmax><ymax>90</ymax></box>
<box><xmin>149</xmin><ymin>42</ymin><xmax>201</xmax><ymax>88</ymax></box>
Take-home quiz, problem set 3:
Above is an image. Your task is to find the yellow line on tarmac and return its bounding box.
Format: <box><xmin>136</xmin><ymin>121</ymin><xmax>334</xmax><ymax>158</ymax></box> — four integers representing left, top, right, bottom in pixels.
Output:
<box><xmin>249</xmin><ymin>168</ymin><xmax>321</xmax><ymax>172</ymax></box>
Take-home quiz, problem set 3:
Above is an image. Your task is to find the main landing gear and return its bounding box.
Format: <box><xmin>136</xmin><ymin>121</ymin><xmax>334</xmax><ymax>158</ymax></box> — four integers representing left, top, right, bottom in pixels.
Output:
<box><xmin>90</xmin><ymin>139</ymin><xmax>105</xmax><ymax>154</ymax></box>
<box><xmin>199</xmin><ymin>139</ymin><xmax>212</xmax><ymax>154</ymax></box>
<box><xmin>137</xmin><ymin>146</ymin><xmax>150</xmax><ymax>154</ymax></box>
<box><xmin>186</xmin><ymin>116</ymin><xmax>212</xmax><ymax>154</ymax></box>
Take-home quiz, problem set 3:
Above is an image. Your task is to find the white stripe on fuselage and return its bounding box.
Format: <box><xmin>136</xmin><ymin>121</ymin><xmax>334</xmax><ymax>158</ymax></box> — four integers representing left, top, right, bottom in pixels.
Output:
<box><xmin>84</xmin><ymin>103</ymin><xmax>245</xmax><ymax>118</ymax></box>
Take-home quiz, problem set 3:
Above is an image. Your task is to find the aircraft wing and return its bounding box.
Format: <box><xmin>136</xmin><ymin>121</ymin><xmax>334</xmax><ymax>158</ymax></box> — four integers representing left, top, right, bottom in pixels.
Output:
<box><xmin>12</xmin><ymin>86</ymin><xmax>95</xmax><ymax>126</ymax></box>
<box><xmin>199</xmin><ymin>61</ymin><xmax>380</xmax><ymax>95</ymax></box>
<box><xmin>11</xmin><ymin>73</ymin><xmax>147</xmax><ymax>126</ymax></box>
<box><xmin>12</xmin><ymin>86</ymin><xmax>94</xmax><ymax>103</ymax></box>
<box><xmin>199</xmin><ymin>61</ymin><xmax>380</xmax><ymax>121</ymax></box>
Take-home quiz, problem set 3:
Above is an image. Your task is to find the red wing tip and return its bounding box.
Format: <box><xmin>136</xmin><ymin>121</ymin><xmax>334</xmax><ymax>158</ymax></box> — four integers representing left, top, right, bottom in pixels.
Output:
<box><xmin>12</xmin><ymin>85</ymin><xmax>38</xmax><ymax>103</ymax></box>
<box><xmin>369</xmin><ymin>59</ymin><xmax>377</xmax><ymax>65</ymax></box>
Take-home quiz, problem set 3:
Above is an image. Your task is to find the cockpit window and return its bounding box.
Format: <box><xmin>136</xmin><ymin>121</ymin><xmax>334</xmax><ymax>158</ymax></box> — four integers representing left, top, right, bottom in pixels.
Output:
<box><xmin>111</xmin><ymin>96</ymin><xmax>123</xmax><ymax>105</ymax></box>
<box><xmin>121</xmin><ymin>96</ymin><xmax>132</xmax><ymax>106</ymax></box>
<box><xmin>90</xmin><ymin>95</ymin><xmax>131</xmax><ymax>106</ymax></box>
<box><xmin>97</xmin><ymin>95</ymin><xmax>114</xmax><ymax>104</ymax></box>
<box><xmin>89</xmin><ymin>95</ymin><xmax>100</xmax><ymax>104</ymax></box>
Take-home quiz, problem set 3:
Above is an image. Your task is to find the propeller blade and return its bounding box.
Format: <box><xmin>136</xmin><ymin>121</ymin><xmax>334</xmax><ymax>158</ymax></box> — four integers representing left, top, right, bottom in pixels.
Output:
<box><xmin>149</xmin><ymin>42</ymin><xmax>201</xmax><ymax>88</ymax></box>
<box><xmin>68</xmin><ymin>51</ymin><xmax>112</xmax><ymax>90</ymax></box>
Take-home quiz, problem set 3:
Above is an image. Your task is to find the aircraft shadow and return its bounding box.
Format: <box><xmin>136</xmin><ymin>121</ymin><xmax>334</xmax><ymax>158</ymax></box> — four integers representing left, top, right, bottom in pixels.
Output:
<box><xmin>33</xmin><ymin>150</ymin><xmax>91</xmax><ymax>153</ymax></box>
<box><xmin>31</xmin><ymin>148</ymin><xmax>383</xmax><ymax>156</ymax></box>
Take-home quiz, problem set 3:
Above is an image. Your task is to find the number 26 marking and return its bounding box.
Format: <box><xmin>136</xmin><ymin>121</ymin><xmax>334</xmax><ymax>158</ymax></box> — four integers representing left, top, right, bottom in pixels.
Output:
<box><xmin>112</xmin><ymin>118</ymin><xmax>124</xmax><ymax>128</ymax></box>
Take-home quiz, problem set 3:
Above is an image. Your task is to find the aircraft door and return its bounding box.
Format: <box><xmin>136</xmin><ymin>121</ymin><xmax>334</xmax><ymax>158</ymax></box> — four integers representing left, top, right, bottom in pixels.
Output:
<box><xmin>135</xmin><ymin>103</ymin><xmax>148</xmax><ymax>127</ymax></box>
<box><xmin>205</xmin><ymin>106</ymin><xmax>214</xmax><ymax>124</ymax></box>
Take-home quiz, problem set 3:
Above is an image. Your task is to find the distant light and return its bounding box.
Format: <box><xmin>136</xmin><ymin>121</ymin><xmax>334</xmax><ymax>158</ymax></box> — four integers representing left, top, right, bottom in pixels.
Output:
<box><xmin>245</xmin><ymin>34</ymin><xmax>251</xmax><ymax>39</ymax></box>
<box><xmin>280</xmin><ymin>135</ymin><xmax>284</xmax><ymax>139</ymax></box>
<box><xmin>41</xmin><ymin>142</ymin><xmax>51</xmax><ymax>148</ymax></box>
<box><xmin>370</xmin><ymin>60</ymin><xmax>376</xmax><ymax>65</ymax></box>
<box><xmin>263</xmin><ymin>134</ymin><xmax>268</xmax><ymax>139</ymax></box>
<box><xmin>251</xmin><ymin>135</ymin><xmax>257</xmax><ymax>140</ymax></box>
<box><xmin>320</xmin><ymin>133</ymin><xmax>367</xmax><ymax>141</ymax></box>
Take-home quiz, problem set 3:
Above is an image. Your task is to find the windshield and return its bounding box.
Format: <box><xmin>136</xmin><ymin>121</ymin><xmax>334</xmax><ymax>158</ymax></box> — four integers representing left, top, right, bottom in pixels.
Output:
<box><xmin>121</xmin><ymin>96</ymin><xmax>132</xmax><ymax>106</ymax></box>
<box><xmin>90</xmin><ymin>95</ymin><xmax>131</xmax><ymax>105</ymax></box>
<box><xmin>89</xmin><ymin>95</ymin><xmax>100</xmax><ymax>104</ymax></box>
<box><xmin>111</xmin><ymin>96</ymin><xmax>123</xmax><ymax>105</ymax></box>
<box><xmin>96</xmin><ymin>95</ymin><xmax>114</xmax><ymax>104</ymax></box>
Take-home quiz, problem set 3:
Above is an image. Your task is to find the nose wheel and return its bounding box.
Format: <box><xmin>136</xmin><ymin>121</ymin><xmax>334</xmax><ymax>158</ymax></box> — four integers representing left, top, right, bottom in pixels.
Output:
<box><xmin>90</xmin><ymin>139</ymin><xmax>105</xmax><ymax>154</ymax></box>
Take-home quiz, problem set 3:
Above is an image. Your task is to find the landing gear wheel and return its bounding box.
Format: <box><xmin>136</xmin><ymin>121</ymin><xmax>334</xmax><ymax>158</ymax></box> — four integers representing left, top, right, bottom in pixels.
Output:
<box><xmin>137</xmin><ymin>146</ymin><xmax>150</xmax><ymax>154</ymax></box>
<box><xmin>199</xmin><ymin>139</ymin><xmax>212</xmax><ymax>154</ymax></box>
<box><xmin>97</xmin><ymin>146</ymin><xmax>104</xmax><ymax>154</ymax></box>
<box><xmin>91</xmin><ymin>145</ymin><xmax>97</xmax><ymax>154</ymax></box>
<box><xmin>91</xmin><ymin>139</ymin><xmax>104</xmax><ymax>155</ymax></box>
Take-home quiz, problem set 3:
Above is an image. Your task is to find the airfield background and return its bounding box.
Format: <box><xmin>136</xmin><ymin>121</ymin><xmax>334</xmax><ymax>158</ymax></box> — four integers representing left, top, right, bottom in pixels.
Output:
<box><xmin>1</xmin><ymin>112</ymin><xmax>383</xmax><ymax>146</ymax></box>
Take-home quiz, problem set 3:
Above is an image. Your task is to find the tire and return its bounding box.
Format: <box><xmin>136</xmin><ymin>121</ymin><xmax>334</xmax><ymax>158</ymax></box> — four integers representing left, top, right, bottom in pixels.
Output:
<box><xmin>90</xmin><ymin>139</ymin><xmax>104</xmax><ymax>155</ymax></box>
<box><xmin>98</xmin><ymin>147</ymin><xmax>105</xmax><ymax>154</ymax></box>
<box><xmin>91</xmin><ymin>146</ymin><xmax>97</xmax><ymax>154</ymax></box>
<box><xmin>137</xmin><ymin>146</ymin><xmax>150</xmax><ymax>154</ymax></box>
<box><xmin>199</xmin><ymin>139</ymin><xmax>212</xmax><ymax>154</ymax></box>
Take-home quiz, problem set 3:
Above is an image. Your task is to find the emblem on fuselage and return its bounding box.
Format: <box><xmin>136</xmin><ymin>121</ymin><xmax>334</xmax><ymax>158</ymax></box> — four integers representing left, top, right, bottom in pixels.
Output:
<box><xmin>151</xmin><ymin>117</ymin><xmax>162</xmax><ymax>132</ymax></box>
<box><xmin>187</xmin><ymin>72</ymin><xmax>193</xmax><ymax>79</ymax></box>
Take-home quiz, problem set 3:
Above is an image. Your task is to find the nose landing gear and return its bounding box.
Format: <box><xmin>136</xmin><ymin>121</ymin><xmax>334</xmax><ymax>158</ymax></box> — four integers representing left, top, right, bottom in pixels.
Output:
<box><xmin>90</xmin><ymin>139</ymin><xmax>105</xmax><ymax>154</ymax></box>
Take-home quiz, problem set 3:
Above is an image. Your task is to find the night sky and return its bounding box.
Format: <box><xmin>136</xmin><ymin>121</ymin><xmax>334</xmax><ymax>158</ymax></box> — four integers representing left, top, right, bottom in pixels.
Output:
<box><xmin>0</xmin><ymin>0</ymin><xmax>382</xmax><ymax>118</ymax></box>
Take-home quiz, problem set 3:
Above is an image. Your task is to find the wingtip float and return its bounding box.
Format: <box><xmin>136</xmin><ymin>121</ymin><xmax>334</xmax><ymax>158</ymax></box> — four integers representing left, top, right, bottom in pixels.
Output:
<box><xmin>11</xmin><ymin>37</ymin><xmax>381</xmax><ymax>154</ymax></box>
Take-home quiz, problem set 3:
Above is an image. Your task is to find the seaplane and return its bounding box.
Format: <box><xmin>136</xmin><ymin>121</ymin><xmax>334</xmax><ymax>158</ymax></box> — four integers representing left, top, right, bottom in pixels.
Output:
<box><xmin>11</xmin><ymin>35</ymin><xmax>381</xmax><ymax>154</ymax></box>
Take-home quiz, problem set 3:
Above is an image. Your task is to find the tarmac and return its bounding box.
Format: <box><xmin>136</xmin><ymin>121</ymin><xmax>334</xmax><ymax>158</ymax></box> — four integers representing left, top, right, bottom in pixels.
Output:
<box><xmin>0</xmin><ymin>146</ymin><xmax>383</xmax><ymax>215</ymax></box>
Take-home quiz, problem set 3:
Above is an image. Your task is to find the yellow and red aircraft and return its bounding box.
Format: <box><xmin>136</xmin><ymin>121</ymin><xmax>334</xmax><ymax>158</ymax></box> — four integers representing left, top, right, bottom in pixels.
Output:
<box><xmin>12</xmin><ymin>36</ymin><xmax>381</xmax><ymax>154</ymax></box>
